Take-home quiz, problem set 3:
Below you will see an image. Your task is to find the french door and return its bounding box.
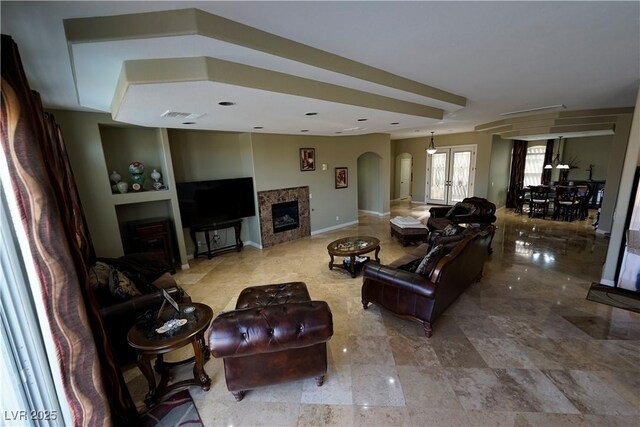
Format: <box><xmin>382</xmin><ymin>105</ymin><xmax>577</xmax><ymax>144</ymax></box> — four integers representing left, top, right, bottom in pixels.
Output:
<box><xmin>426</xmin><ymin>145</ymin><xmax>476</xmax><ymax>205</ymax></box>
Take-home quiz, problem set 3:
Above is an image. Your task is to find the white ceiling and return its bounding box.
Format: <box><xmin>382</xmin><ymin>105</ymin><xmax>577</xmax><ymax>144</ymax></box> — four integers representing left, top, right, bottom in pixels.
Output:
<box><xmin>2</xmin><ymin>1</ymin><xmax>639</xmax><ymax>139</ymax></box>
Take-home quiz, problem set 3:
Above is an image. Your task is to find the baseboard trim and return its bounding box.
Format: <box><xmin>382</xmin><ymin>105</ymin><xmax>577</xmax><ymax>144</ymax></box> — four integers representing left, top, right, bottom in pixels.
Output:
<box><xmin>358</xmin><ymin>209</ymin><xmax>390</xmax><ymax>217</ymax></box>
<box><xmin>596</xmin><ymin>228</ymin><xmax>610</xmax><ymax>235</ymax></box>
<box><xmin>311</xmin><ymin>220</ymin><xmax>359</xmax><ymax>236</ymax></box>
<box><xmin>244</xmin><ymin>240</ymin><xmax>262</xmax><ymax>249</ymax></box>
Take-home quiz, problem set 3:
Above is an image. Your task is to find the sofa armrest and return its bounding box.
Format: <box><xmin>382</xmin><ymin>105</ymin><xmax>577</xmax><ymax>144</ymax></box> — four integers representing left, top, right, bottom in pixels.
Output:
<box><xmin>99</xmin><ymin>286</ymin><xmax>184</xmax><ymax>319</ymax></box>
<box><xmin>428</xmin><ymin>206</ymin><xmax>450</xmax><ymax>218</ymax></box>
<box><xmin>363</xmin><ymin>264</ymin><xmax>436</xmax><ymax>298</ymax></box>
<box><xmin>209</xmin><ymin>301</ymin><xmax>333</xmax><ymax>358</ymax></box>
<box><xmin>451</xmin><ymin>213</ymin><xmax>496</xmax><ymax>224</ymax></box>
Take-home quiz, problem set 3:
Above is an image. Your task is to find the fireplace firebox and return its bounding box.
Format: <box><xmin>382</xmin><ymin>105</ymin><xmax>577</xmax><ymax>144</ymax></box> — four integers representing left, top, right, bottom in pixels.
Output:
<box><xmin>272</xmin><ymin>201</ymin><xmax>299</xmax><ymax>233</ymax></box>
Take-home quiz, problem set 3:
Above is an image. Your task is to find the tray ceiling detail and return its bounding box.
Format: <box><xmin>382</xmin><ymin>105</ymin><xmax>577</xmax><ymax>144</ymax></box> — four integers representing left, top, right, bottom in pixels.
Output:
<box><xmin>64</xmin><ymin>8</ymin><xmax>466</xmax><ymax>136</ymax></box>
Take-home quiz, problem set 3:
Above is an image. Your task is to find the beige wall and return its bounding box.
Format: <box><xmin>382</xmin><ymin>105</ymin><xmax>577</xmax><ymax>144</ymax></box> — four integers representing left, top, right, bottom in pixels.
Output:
<box><xmin>563</xmin><ymin>136</ymin><xmax>612</xmax><ymax>182</ymax></box>
<box><xmin>251</xmin><ymin>133</ymin><xmax>391</xmax><ymax>231</ymax></box>
<box><xmin>488</xmin><ymin>136</ymin><xmax>512</xmax><ymax>208</ymax></box>
<box><xmin>167</xmin><ymin>129</ymin><xmax>260</xmax><ymax>251</ymax></box>
<box><xmin>52</xmin><ymin>110</ymin><xmax>125</xmax><ymax>258</ymax></box>
<box><xmin>357</xmin><ymin>152</ymin><xmax>383</xmax><ymax>213</ymax></box>
<box><xmin>597</xmin><ymin>114</ymin><xmax>633</xmax><ymax>233</ymax></box>
<box><xmin>392</xmin><ymin>131</ymin><xmax>494</xmax><ymax>204</ymax></box>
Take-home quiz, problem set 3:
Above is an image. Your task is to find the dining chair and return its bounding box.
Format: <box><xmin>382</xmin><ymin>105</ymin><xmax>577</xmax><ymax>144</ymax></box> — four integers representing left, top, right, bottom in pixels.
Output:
<box><xmin>553</xmin><ymin>186</ymin><xmax>580</xmax><ymax>221</ymax></box>
<box><xmin>529</xmin><ymin>185</ymin><xmax>551</xmax><ymax>219</ymax></box>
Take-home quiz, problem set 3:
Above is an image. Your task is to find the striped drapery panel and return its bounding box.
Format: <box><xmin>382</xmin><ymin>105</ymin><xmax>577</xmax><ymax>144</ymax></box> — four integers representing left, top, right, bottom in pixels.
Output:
<box><xmin>1</xmin><ymin>34</ymin><xmax>137</xmax><ymax>426</ymax></box>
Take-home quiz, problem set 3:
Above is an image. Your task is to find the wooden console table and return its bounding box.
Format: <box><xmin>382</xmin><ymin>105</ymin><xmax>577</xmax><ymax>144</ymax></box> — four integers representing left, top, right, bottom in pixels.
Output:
<box><xmin>190</xmin><ymin>219</ymin><xmax>243</xmax><ymax>259</ymax></box>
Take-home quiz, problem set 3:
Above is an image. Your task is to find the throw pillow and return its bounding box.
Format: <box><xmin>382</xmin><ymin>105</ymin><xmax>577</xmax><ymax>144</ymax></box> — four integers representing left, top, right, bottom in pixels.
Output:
<box><xmin>98</xmin><ymin>253</ymin><xmax>174</xmax><ymax>293</ymax></box>
<box><xmin>108</xmin><ymin>267</ymin><xmax>142</xmax><ymax>301</ymax></box>
<box><xmin>87</xmin><ymin>261</ymin><xmax>112</xmax><ymax>302</ymax></box>
<box><xmin>442</xmin><ymin>223</ymin><xmax>461</xmax><ymax>236</ymax></box>
<box><xmin>415</xmin><ymin>244</ymin><xmax>446</xmax><ymax>278</ymax></box>
<box><xmin>88</xmin><ymin>261</ymin><xmax>110</xmax><ymax>291</ymax></box>
<box><xmin>398</xmin><ymin>257</ymin><xmax>423</xmax><ymax>273</ymax></box>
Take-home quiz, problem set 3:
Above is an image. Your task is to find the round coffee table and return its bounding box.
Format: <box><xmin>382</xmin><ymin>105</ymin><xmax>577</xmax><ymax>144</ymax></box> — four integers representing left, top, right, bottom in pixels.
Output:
<box><xmin>327</xmin><ymin>236</ymin><xmax>380</xmax><ymax>278</ymax></box>
<box><xmin>127</xmin><ymin>302</ymin><xmax>213</xmax><ymax>408</ymax></box>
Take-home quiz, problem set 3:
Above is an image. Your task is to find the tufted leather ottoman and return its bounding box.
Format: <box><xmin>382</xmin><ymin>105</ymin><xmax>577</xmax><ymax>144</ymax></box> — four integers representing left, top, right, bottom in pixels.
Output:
<box><xmin>209</xmin><ymin>282</ymin><xmax>333</xmax><ymax>401</ymax></box>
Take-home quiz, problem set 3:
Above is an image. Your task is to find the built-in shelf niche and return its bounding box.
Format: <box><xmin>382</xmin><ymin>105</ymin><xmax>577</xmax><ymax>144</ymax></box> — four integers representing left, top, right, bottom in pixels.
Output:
<box><xmin>99</xmin><ymin>124</ymin><xmax>168</xmax><ymax>192</ymax></box>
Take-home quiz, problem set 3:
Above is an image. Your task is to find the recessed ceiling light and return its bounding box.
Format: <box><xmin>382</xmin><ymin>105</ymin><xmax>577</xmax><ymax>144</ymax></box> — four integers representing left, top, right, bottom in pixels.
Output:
<box><xmin>357</xmin><ymin>118</ymin><xmax>368</xmax><ymax>122</ymax></box>
<box><xmin>253</xmin><ymin>126</ymin><xmax>263</xmax><ymax>129</ymax></box>
<box><xmin>218</xmin><ymin>101</ymin><xmax>235</xmax><ymax>106</ymax></box>
<box><xmin>182</xmin><ymin>121</ymin><xmax>195</xmax><ymax>125</ymax></box>
<box><xmin>305</xmin><ymin>112</ymin><xmax>318</xmax><ymax>116</ymax></box>
<box><xmin>390</xmin><ymin>122</ymin><xmax>399</xmax><ymax>125</ymax></box>
<box><xmin>301</xmin><ymin>129</ymin><xmax>309</xmax><ymax>132</ymax></box>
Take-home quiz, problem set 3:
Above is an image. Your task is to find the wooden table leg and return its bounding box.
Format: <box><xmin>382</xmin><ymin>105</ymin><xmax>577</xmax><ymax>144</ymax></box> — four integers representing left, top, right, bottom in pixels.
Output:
<box><xmin>205</xmin><ymin>230</ymin><xmax>212</xmax><ymax>259</ymax></box>
<box><xmin>328</xmin><ymin>253</ymin><xmax>335</xmax><ymax>270</ymax></box>
<box><xmin>192</xmin><ymin>334</ymin><xmax>211</xmax><ymax>390</ymax></box>
<box><xmin>137</xmin><ymin>353</ymin><xmax>157</xmax><ymax>408</ymax></box>
<box><xmin>373</xmin><ymin>245</ymin><xmax>381</xmax><ymax>263</ymax></box>
<box><xmin>349</xmin><ymin>255</ymin><xmax>356</xmax><ymax>278</ymax></box>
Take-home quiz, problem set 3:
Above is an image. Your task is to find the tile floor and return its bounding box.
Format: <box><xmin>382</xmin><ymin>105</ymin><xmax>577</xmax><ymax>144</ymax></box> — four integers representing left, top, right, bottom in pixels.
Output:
<box><xmin>125</xmin><ymin>201</ymin><xmax>640</xmax><ymax>426</ymax></box>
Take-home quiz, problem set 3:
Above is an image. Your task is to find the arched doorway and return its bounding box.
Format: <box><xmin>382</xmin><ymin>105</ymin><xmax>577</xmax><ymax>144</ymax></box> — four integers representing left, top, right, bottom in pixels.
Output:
<box><xmin>357</xmin><ymin>152</ymin><xmax>383</xmax><ymax>214</ymax></box>
<box><xmin>395</xmin><ymin>153</ymin><xmax>413</xmax><ymax>200</ymax></box>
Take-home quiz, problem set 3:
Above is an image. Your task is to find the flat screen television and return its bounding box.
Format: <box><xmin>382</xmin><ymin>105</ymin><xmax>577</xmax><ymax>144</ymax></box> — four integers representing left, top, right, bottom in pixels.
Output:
<box><xmin>176</xmin><ymin>177</ymin><xmax>256</xmax><ymax>228</ymax></box>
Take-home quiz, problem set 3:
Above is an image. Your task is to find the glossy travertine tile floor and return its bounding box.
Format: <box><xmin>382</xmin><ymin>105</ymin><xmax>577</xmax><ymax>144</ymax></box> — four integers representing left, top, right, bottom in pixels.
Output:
<box><xmin>125</xmin><ymin>201</ymin><xmax>640</xmax><ymax>426</ymax></box>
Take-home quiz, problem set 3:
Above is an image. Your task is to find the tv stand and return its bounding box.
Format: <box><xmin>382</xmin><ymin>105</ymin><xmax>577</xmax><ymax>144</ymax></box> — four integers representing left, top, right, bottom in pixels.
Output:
<box><xmin>191</xmin><ymin>219</ymin><xmax>243</xmax><ymax>259</ymax></box>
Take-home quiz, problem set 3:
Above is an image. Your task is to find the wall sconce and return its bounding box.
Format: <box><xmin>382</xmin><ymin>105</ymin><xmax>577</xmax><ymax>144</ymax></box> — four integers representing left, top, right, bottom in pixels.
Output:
<box><xmin>426</xmin><ymin>131</ymin><xmax>437</xmax><ymax>155</ymax></box>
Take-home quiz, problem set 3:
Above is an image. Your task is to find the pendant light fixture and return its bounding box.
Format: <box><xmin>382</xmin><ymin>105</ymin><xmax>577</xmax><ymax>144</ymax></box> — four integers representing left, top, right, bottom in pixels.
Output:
<box><xmin>544</xmin><ymin>136</ymin><xmax>569</xmax><ymax>169</ymax></box>
<box><xmin>426</xmin><ymin>131</ymin><xmax>437</xmax><ymax>155</ymax></box>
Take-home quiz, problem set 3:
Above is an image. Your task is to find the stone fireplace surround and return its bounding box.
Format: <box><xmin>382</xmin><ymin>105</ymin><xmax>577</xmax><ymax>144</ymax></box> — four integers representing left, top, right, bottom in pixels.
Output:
<box><xmin>257</xmin><ymin>186</ymin><xmax>310</xmax><ymax>248</ymax></box>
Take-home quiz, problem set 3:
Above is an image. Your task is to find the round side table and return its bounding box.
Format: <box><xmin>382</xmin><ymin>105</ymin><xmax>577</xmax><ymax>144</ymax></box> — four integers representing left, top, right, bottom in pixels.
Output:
<box><xmin>127</xmin><ymin>302</ymin><xmax>213</xmax><ymax>408</ymax></box>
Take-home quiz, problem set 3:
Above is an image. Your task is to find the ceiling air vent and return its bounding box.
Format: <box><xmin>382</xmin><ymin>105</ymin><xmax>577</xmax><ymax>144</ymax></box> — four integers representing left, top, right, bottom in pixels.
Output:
<box><xmin>160</xmin><ymin>111</ymin><xmax>205</xmax><ymax>120</ymax></box>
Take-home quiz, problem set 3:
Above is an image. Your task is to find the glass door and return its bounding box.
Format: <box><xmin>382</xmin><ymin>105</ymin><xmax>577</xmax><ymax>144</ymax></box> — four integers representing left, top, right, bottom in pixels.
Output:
<box><xmin>426</xmin><ymin>145</ymin><xmax>476</xmax><ymax>205</ymax></box>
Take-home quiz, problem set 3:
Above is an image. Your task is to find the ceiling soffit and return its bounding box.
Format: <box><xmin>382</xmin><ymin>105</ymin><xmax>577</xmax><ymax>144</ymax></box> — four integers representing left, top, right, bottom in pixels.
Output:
<box><xmin>476</xmin><ymin>107</ymin><xmax>632</xmax><ymax>141</ymax></box>
<box><xmin>63</xmin><ymin>8</ymin><xmax>467</xmax><ymax>135</ymax></box>
<box><xmin>114</xmin><ymin>57</ymin><xmax>444</xmax><ymax>120</ymax></box>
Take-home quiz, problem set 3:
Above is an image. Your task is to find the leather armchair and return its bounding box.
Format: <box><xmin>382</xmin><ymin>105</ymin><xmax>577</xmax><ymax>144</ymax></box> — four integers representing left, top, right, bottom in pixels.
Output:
<box><xmin>427</xmin><ymin>197</ymin><xmax>496</xmax><ymax>232</ymax></box>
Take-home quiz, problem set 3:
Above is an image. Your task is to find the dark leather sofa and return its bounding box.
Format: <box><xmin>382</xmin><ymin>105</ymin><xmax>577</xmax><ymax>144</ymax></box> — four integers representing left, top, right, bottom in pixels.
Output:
<box><xmin>427</xmin><ymin>197</ymin><xmax>496</xmax><ymax>232</ymax></box>
<box><xmin>362</xmin><ymin>225</ymin><xmax>495</xmax><ymax>337</ymax></box>
<box><xmin>209</xmin><ymin>282</ymin><xmax>333</xmax><ymax>401</ymax></box>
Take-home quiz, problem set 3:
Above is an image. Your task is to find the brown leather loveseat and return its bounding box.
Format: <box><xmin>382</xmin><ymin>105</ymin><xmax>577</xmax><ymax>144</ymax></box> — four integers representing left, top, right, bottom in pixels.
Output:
<box><xmin>427</xmin><ymin>197</ymin><xmax>496</xmax><ymax>232</ymax></box>
<box><xmin>209</xmin><ymin>282</ymin><xmax>333</xmax><ymax>401</ymax></box>
<box><xmin>362</xmin><ymin>225</ymin><xmax>495</xmax><ymax>337</ymax></box>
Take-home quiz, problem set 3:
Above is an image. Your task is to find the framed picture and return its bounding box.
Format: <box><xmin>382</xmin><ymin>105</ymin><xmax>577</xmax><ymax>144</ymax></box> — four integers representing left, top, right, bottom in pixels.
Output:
<box><xmin>335</xmin><ymin>167</ymin><xmax>348</xmax><ymax>189</ymax></box>
<box><xmin>300</xmin><ymin>148</ymin><xmax>315</xmax><ymax>171</ymax></box>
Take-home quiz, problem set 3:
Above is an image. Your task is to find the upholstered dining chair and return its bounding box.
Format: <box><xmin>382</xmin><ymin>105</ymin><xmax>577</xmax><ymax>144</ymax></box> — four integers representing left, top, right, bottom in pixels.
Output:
<box><xmin>553</xmin><ymin>186</ymin><xmax>581</xmax><ymax>221</ymax></box>
<box><xmin>529</xmin><ymin>185</ymin><xmax>551</xmax><ymax>219</ymax></box>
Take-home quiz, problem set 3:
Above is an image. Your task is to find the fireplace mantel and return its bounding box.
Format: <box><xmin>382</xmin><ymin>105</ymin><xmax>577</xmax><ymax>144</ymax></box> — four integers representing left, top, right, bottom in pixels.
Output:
<box><xmin>257</xmin><ymin>186</ymin><xmax>310</xmax><ymax>248</ymax></box>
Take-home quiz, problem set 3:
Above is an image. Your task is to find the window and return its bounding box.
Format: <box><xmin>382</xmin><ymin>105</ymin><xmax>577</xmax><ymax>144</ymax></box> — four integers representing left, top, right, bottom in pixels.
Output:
<box><xmin>523</xmin><ymin>146</ymin><xmax>546</xmax><ymax>186</ymax></box>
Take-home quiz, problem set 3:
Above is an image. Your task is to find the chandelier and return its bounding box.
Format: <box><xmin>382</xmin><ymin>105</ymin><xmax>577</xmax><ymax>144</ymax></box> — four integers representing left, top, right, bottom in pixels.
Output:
<box><xmin>544</xmin><ymin>136</ymin><xmax>569</xmax><ymax>169</ymax></box>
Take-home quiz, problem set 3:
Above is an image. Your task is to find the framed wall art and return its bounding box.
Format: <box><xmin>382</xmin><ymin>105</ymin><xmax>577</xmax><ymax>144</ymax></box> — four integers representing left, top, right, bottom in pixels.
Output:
<box><xmin>300</xmin><ymin>148</ymin><xmax>315</xmax><ymax>171</ymax></box>
<box><xmin>335</xmin><ymin>167</ymin><xmax>348</xmax><ymax>189</ymax></box>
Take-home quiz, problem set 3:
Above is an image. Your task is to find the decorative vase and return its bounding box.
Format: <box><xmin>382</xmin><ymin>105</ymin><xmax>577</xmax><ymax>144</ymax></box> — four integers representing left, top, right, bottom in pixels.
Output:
<box><xmin>110</xmin><ymin>170</ymin><xmax>122</xmax><ymax>193</ymax></box>
<box><xmin>150</xmin><ymin>169</ymin><xmax>164</xmax><ymax>190</ymax></box>
<box><xmin>116</xmin><ymin>181</ymin><xmax>129</xmax><ymax>194</ymax></box>
<box><xmin>128</xmin><ymin>161</ymin><xmax>145</xmax><ymax>192</ymax></box>
<box><xmin>110</xmin><ymin>170</ymin><xmax>122</xmax><ymax>184</ymax></box>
